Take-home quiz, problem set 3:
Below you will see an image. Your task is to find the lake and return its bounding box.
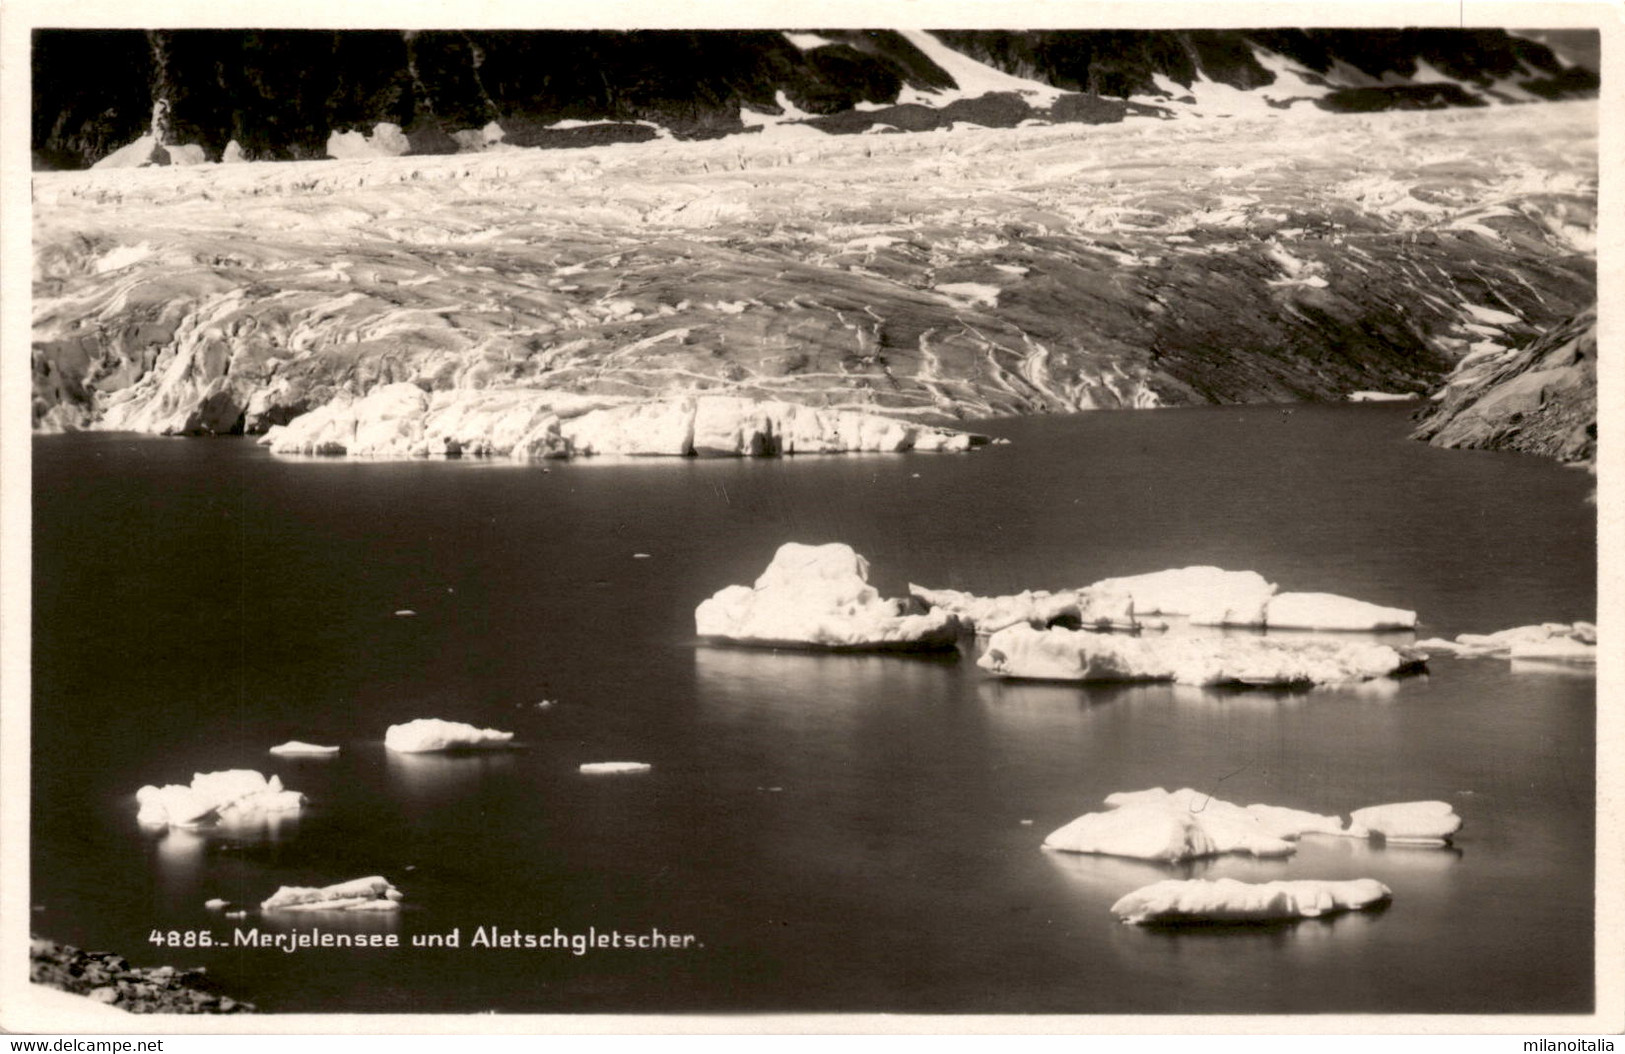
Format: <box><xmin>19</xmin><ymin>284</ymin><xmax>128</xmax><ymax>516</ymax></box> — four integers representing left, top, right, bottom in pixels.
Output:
<box><xmin>31</xmin><ymin>403</ymin><xmax>1596</xmax><ymax>1015</ymax></box>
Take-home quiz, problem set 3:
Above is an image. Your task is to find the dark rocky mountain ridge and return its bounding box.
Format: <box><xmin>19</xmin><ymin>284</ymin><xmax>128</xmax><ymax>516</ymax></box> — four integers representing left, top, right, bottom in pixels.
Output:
<box><xmin>33</xmin><ymin>28</ymin><xmax>1599</xmax><ymax>169</ymax></box>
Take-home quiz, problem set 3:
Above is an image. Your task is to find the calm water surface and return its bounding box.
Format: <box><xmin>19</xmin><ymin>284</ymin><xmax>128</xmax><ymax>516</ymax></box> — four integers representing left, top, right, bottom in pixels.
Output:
<box><xmin>32</xmin><ymin>404</ymin><xmax>1596</xmax><ymax>1014</ymax></box>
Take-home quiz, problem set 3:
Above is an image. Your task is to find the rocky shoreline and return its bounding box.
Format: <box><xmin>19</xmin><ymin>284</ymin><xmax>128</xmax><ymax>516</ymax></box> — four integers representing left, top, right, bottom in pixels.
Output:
<box><xmin>29</xmin><ymin>937</ymin><xmax>257</xmax><ymax>1014</ymax></box>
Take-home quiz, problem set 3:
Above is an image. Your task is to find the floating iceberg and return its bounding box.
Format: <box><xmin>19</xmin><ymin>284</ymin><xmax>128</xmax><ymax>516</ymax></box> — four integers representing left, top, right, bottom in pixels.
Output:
<box><xmin>1111</xmin><ymin>878</ymin><xmax>1392</xmax><ymax>925</ymax></box>
<box><xmin>978</xmin><ymin>623</ymin><xmax>1413</xmax><ymax>686</ymax></box>
<box><xmin>1045</xmin><ymin>787</ymin><xmax>1461</xmax><ymax>863</ymax></box>
<box><xmin>580</xmin><ymin>762</ymin><xmax>653</xmax><ymax>775</ymax></box>
<box><xmin>909</xmin><ymin>584</ymin><xmax>1136</xmax><ymax>635</ymax></box>
<box><xmin>261</xmin><ymin>876</ymin><xmax>404</xmax><ymax>913</ymax></box>
<box><xmin>204</xmin><ymin>899</ymin><xmax>228</xmax><ymax>910</ymax></box>
<box><xmin>383</xmin><ymin>718</ymin><xmax>515</xmax><ymax>753</ymax></box>
<box><xmin>695</xmin><ymin>542</ymin><xmax>961</xmax><ymax>650</ymax></box>
<box><xmin>1416</xmin><ymin>621</ymin><xmax>1595</xmax><ymax>662</ymax></box>
<box><xmin>1346</xmin><ymin>801</ymin><xmax>1463</xmax><ymax>845</ymax></box>
<box><xmin>1081</xmin><ymin>566</ymin><xmax>1276</xmax><ymax>618</ymax></box>
<box><xmin>268</xmin><ymin>741</ymin><xmax>340</xmax><ymax>757</ymax></box>
<box><xmin>135</xmin><ymin>770</ymin><xmax>305</xmax><ymax>828</ymax></box>
<box><xmin>1044</xmin><ymin>787</ymin><xmax>1342</xmax><ymax>862</ymax></box>
<box><xmin>1193</xmin><ymin>591</ymin><xmax>1417</xmax><ymax>631</ymax></box>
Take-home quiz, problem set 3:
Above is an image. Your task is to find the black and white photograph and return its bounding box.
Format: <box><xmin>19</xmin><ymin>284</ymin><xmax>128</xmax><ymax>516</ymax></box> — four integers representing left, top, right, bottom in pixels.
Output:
<box><xmin>1</xmin><ymin>0</ymin><xmax>1617</xmax><ymax>1036</ymax></box>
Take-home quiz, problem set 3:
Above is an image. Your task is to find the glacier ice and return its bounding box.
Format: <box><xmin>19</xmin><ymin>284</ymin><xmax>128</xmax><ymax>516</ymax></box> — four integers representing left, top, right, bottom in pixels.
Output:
<box><xmin>908</xmin><ymin>584</ymin><xmax>1136</xmax><ymax>635</ymax></box>
<box><xmin>978</xmin><ymin>623</ymin><xmax>1412</xmax><ymax>686</ymax></box>
<box><xmin>1346</xmin><ymin>801</ymin><xmax>1463</xmax><ymax>845</ymax></box>
<box><xmin>383</xmin><ymin>718</ymin><xmax>515</xmax><ymax>753</ymax></box>
<box><xmin>580</xmin><ymin>762</ymin><xmax>653</xmax><ymax>775</ymax></box>
<box><xmin>1111</xmin><ymin>877</ymin><xmax>1392</xmax><ymax>924</ymax></box>
<box><xmin>261</xmin><ymin>876</ymin><xmax>404</xmax><ymax>912</ymax></box>
<box><xmin>135</xmin><ymin>770</ymin><xmax>305</xmax><ymax>828</ymax></box>
<box><xmin>695</xmin><ymin>542</ymin><xmax>961</xmax><ymax>650</ymax></box>
<box><xmin>268</xmin><ymin>741</ymin><xmax>340</xmax><ymax>757</ymax></box>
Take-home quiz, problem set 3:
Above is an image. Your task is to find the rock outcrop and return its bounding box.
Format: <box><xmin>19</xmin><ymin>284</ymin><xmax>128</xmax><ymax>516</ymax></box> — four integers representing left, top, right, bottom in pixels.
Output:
<box><xmin>1110</xmin><ymin>878</ymin><xmax>1392</xmax><ymax>925</ymax></box>
<box><xmin>695</xmin><ymin>542</ymin><xmax>962</xmax><ymax>650</ymax></box>
<box><xmin>33</xmin><ymin>29</ymin><xmax>1594</xmax><ymax>170</ymax></box>
<box><xmin>30</xmin><ymin>939</ymin><xmax>256</xmax><ymax>1014</ymax></box>
<box><xmin>1412</xmin><ymin>305</ymin><xmax>1597</xmax><ymax>462</ymax></box>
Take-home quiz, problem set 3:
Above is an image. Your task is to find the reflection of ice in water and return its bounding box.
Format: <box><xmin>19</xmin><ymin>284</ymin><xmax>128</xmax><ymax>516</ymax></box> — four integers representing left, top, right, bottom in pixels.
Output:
<box><xmin>1510</xmin><ymin>658</ymin><xmax>1597</xmax><ymax>679</ymax></box>
<box><xmin>693</xmin><ymin>645</ymin><xmax>960</xmax><ymax>727</ymax></box>
<box><xmin>385</xmin><ymin>749</ymin><xmax>518</xmax><ymax>804</ymax></box>
<box><xmin>152</xmin><ymin>826</ymin><xmax>206</xmax><ymax>885</ymax></box>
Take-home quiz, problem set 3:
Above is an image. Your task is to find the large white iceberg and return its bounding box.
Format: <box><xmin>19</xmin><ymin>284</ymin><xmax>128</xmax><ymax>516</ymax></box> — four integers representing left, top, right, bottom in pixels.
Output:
<box><xmin>1261</xmin><ymin>592</ymin><xmax>1417</xmax><ymax>631</ymax></box>
<box><xmin>383</xmin><ymin>718</ymin><xmax>515</xmax><ymax>753</ymax></box>
<box><xmin>135</xmin><ymin>770</ymin><xmax>305</xmax><ymax>828</ymax></box>
<box><xmin>1111</xmin><ymin>878</ymin><xmax>1392</xmax><ymax>924</ymax></box>
<box><xmin>261</xmin><ymin>876</ymin><xmax>404</xmax><ymax>912</ymax></box>
<box><xmin>1045</xmin><ymin>787</ymin><xmax>1461</xmax><ymax>863</ymax></box>
<box><xmin>1044</xmin><ymin>787</ymin><xmax>1343</xmax><ymax>863</ymax></box>
<box><xmin>1191</xmin><ymin>591</ymin><xmax>1417</xmax><ymax>631</ymax></box>
<box><xmin>1346</xmin><ymin>801</ymin><xmax>1463</xmax><ymax>845</ymax></box>
<box><xmin>695</xmin><ymin>542</ymin><xmax>961</xmax><ymax>650</ymax></box>
<box><xmin>1081</xmin><ymin>566</ymin><xmax>1276</xmax><ymax>618</ymax></box>
<box><xmin>978</xmin><ymin>623</ymin><xmax>1413</xmax><ymax>686</ymax></box>
<box><xmin>908</xmin><ymin>584</ymin><xmax>1136</xmax><ymax>635</ymax></box>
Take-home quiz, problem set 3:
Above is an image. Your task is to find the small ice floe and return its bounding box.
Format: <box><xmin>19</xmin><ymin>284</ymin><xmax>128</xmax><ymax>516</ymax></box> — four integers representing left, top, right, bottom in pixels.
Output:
<box><xmin>1111</xmin><ymin>878</ymin><xmax>1392</xmax><ymax>925</ymax></box>
<box><xmin>1348</xmin><ymin>391</ymin><xmax>1421</xmax><ymax>402</ymax></box>
<box><xmin>204</xmin><ymin>899</ymin><xmax>229</xmax><ymax>910</ymax></box>
<box><xmin>979</xmin><ymin>624</ymin><xmax>1415</xmax><ymax>686</ymax></box>
<box><xmin>261</xmin><ymin>876</ymin><xmax>403</xmax><ymax>913</ymax></box>
<box><xmin>1416</xmin><ymin>622</ymin><xmax>1595</xmax><ymax>664</ymax></box>
<box><xmin>695</xmin><ymin>542</ymin><xmax>961</xmax><ymax>650</ymax></box>
<box><xmin>225</xmin><ymin>911</ymin><xmax>248</xmax><ymax>919</ymax></box>
<box><xmin>910</xmin><ymin>584</ymin><xmax>1137</xmax><ymax>636</ymax></box>
<box><xmin>135</xmin><ymin>770</ymin><xmax>305</xmax><ymax>828</ymax></box>
<box><xmin>268</xmin><ymin>741</ymin><xmax>340</xmax><ymax>757</ymax></box>
<box><xmin>394</xmin><ymin>610</ymin><xmax>417</xmax><ymax>617</ymax></box>
<box><xmin>579</xmin><ymin>762</ymin><xmax>652</xmax><ymax>776</ymax></box>
<box><xmin>633</xmin><ymin>553</ymin><xmax>651</xmax><ymax>559</ymax></box>
<box><xmin>1043</xmin><ymin>788</ymin><xmax>1462</xmax><ymax>863</ymax></box>
<box><xmin>384</xmin><ymin>718</ymin><xmax>515</xmax><ymax>753</ymax></box>
<box><xmin>1345</xmin><ymin>801</ymin><xmax>1463</xmax><ymax>846</ymax></box>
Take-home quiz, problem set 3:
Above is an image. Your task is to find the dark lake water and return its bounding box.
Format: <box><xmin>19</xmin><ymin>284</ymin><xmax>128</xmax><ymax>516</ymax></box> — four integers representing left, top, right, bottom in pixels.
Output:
<box><xmin>31</xmin><ymin>403</ymin><xmax>1596</xmax><ymax>1015</ymax></box>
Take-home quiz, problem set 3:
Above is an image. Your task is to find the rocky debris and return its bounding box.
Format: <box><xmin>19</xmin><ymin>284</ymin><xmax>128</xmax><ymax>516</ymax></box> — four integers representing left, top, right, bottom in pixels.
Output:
<box><xmin>30</xmin><ymin>938</ymin><xmax>256</xmax><ymax>1013</ymax></box>
<box><xmin>135</xmin><ymin>770</ymin><xmax>305</xmax><ymax>828</ymax></box>
<box><xmin>908</xmin><ymin>584</ymin><xmax>1136</xmax><ymax>635</ymax></box>
<box><xmin>383</xmin><ymin>718</ymin><xmax>515</xmax><ymax>753</ymax></box>
<box><xmin>978</xmin><ymin>623</ymin><xmax>1416</xmax><ymax>686</ymax></box>
<box><xmin>1043</xmin><ymin>787</ymin><xmax>1461</xmax><ymax>863</ymax></box>
<box><xmin>696</xmin><ymin>542</ymin><xmax>962</xmax><ymax>650</ymax></box>
<box><xmin>1111</xmin><ymin>878</ymin><xmax>1392</xmax><ymax>925</ymax></box>
<box><xmin>1413</xmin><ymin>305</ymin><xmax>1596</xmax><ymax>462</ymax></box>
<box><xmin>260</xmin><ymin>875</ymin><xmax>404</xmax><ymax>912</ymax></box>
<box><xmin>1417</xmin><ymin>621</ymin><xmax>1596</xmax><ymax>662</ymax></box>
